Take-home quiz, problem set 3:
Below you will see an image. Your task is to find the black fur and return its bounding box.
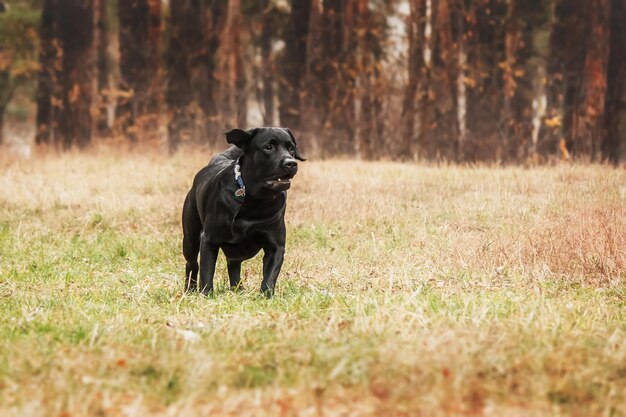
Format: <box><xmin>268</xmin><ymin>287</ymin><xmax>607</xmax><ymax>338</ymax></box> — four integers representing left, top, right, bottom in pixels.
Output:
<box><xmin>182</xmin><ymin>127</ymin><xmax>305</xmax><ymax>297</ymax></box>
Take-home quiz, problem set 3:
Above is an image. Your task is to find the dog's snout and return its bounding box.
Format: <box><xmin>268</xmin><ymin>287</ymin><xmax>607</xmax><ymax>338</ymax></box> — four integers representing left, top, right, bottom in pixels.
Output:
<box><xmin>282</xmin><ymin>158</ymin><xmax>298</xmax><ymax>171</ymax></box>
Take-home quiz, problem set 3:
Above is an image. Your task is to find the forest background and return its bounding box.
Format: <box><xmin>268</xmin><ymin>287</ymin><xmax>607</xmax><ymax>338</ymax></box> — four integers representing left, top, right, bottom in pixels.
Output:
<box><xmin>0</xmin><ymin>0</ymin><xmax>624</xmax><ymax>163</ymax></box>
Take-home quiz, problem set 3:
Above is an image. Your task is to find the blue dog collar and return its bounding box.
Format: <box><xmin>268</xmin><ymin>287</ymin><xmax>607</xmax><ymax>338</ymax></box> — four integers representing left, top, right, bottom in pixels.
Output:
<box><xmin>234</xmin><ymin>158</ymin><xmax>245</xmax><ymax>197</ymax></box>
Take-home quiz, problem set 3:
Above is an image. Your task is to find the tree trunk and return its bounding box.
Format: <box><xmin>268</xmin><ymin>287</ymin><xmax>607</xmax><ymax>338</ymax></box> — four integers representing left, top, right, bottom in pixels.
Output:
<box><xmin>452</xmin><ymin>0</ymin><xmax>466</xmax><ymax>161</ymax></box>
<box><xmin>423</xmin><ymin>0</ymin><xmax>459</xmax><ymax>160</ymax></box>
<box><xmin>260</xmin><ymin>0</ymin><xmax>274</xmax><ymax>126</ymax></box>
<box><xmin>278</xmin><ymin>0</ymin><xmax>311</xmax><ymax>129</ymax></box>
<box><xmin>95</xmin><ymin>0</ymin><xmax>110</xmax><ymax>134</ymax></box>
<box><xmin>603</xmin><ymin>0</ymin><xmax>624</xmax><ymax>163</ymax></box>
<box><xmin>321</xmin><ymin>0</ymin><xmax>360</xmax><ymax>155</ymax></box>
<box><xmin>402</xmin><ymin>0</ymin><xmax>423</xmax><ymax>159</ymax></box>
<box><xmin>317</xmin><ymin>0</ymin><xmax>344</xmax><ymax>123</ymax></box>
<box><xmin>515</xmin><ymin>0</ymin><xmax>554</xmax><ymax>161</ymax></box>
<box><xmin>548</xmin><ymin>0</ymin><xmax>587</xmax><ymax>160</ymax></box>
<box><xmin>524</xmin><ymin>1</ymin><xmax>553</xmax><ymax>160</ymax></box>
<box><xmin>35</xmin><ymin>0</ymin><xmax>62</xmax><ymax>145</ymax></box>
<box><xmin>501</xmin><ymin>0</ymin><xmax>553</xmax><ymax>161</ymax></box>
<box><xmin>118</xmin><ymin>0</ymin><xmax>161</xmax><ymax>142</ymax></box>
<box><xmin>166</xmin><ymin>0</ymin><xmax>225</xmax><ymax>150</ymax></box>
<box><xmin>465</xmin><ymin>0</ymin><xmax>507</xmax><ymax>161</ymax></box>
<box><xmin>197</xmin><ymin>0</ymin><xmax>226</xmax><ymax>138</ymax></box>
<box><xmin>222</xmin><ymin>0</ymin><xmax>247</xmax><ymax>128</ymax></box>
<box><xmin>570</xmin><ymin>0</ymin><xmax>610</xmax><ymax>160</ymax></box>
<box><xmin>96</xmin><ymin>0</ymin><xmax>108</xmax><ymax>94</ymax></box>
<box><xmin>0</xmin><ymin>55</ymin><xmax>12</xmax><ymax>145</ymax></box>
<box><xmin>118</xmin><ymin>0</ymin><xmax>150</xmax><ymax>100</ymax></box>
<box><xmin>146</xmin><ymin>0</ymin><xmax>162</xmax><ymax>115</ymax></box>
<box><xmin>0</xmin><ymin>103</ymin><xmax>4</xmax><ymax>145</ymax></box>
<box><xmin>58</xmin><ymin>0</ymin><xmax>96</xmax><ymax>149</ymax></box>
<box><xmin>166</xmin><ymin>1</ymin><xmax>195</xmax><ymax>151</ymax></box>
<box><xmin>0</xmin><ymin>88</ymin><xmax>6</xmax><ymax>145</ymax></box>
<box><xmin>354</xmin><ymin>0</ymin><xmax>382</xmax><ymax>160</ymax></box>
<box><xmin>419</xmin><ymin>0</ymin><xmax>436</xmax><ymax>158</ymax></box>
<box><xmin>502</xmin><ymin>0</ymin><xmax>523</xmax><ymax>161</ymax></box>
<box><xmin>233</xmin><ymin>0</ymin><xmax>246</xmax><ymax>128</ymax></box>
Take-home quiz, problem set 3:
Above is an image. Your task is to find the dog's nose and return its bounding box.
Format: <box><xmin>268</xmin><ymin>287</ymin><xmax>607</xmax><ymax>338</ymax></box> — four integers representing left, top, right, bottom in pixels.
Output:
<box><xmin>282</xmin><ymin>158</ymin><xmax>298</xmax><ymax>171</ymax></box>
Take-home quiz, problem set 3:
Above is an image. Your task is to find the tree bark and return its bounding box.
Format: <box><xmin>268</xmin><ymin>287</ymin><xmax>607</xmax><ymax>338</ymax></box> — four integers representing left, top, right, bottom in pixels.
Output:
<box><xmin>0</xmin><ymin>51</ymin><xmax>12</xmax><ymax>145</ymax></box>
<box><xmin>95</xmin><ymin>0</ymin><xmax>110</xmax><ymax>134</ymax></box>
<box><xmin>278</xmin><ymin>0</ymin><xmax>311</xmax><ymax>129</ymax></box>
<box><xmin>232</xmin><ymin>0</ymin><xmax>246</xmax><ymax>128</ymax></box>
<box><xmin>222</xmin><ymin>0</ymin><xmax>247</xmax><ymax>128</ymax></box>
<box><xmin>465</xmin><ymin>0</ymin><xmax>507</xmax><ymax>160</ymax></box>
<box><xmin>0</xmin><ymin>102</ymin><xmax>4</xmax><ymax>145</ymax></box>
<box><xmin>502</xmin><ymin>0</ymin><xmax>523</xmax><ymax>160</ymax></box>
<box><xmin>501</xmin><ymin>0</ymin><xmax>553</xmax><ymax>161</ymax></box>
<box><xmin>166</xmin><ymin>0</ymin><xmax>226</xmax><ymax>150</ymax></box>
<box><xmin>197</xmin><ymin>0</ymin><xmax>226</xmax><ymax>138</ymax></box>
<box><xmin>35</xmin><ymin>0</ymin><xmax>62</xmax><ymax>145</ymax></box>
<box><xmin>58</xmin><ymin>0</ymin><xmax>96</xmax><ymax>149</ymax></box>
<box><xmin>312</xmin><ymin>0</ymin><xmax>360</xmax><ymax>155</ymax></box>
<box><xmin>354</xmin><ymin>0</ymin><xmax>382</xmax><ymax>160</ymax></box>
<box><xmin>166</xmin><ymin>1</ymin><xmax>196</xmax><ymax>151</ymax></box>
<box><xmin>452</xmin><ymin>0</ymin><xmax>467</xmax><ymax>161</ymax></box>
<box><xmin>118</xmin><ymin>0</ymin><xmax>161</xmax><ymax>142</ymax></box>
<box><xmin>423</xmin><ymin>0</ymin><xmax>459</xmax><ymax>160</ymax></box>
<box><xmin>96</xmin><ymin>0</ymin><xmax>108</xmax><ymax>94</ymax></box>
<box><xmin>260</xmin><ymin>0</ymin><xmax>274</xmax><ymax>126</ymax></box>
<box><xmin>402</xmin><ymin>0</ymin><xmax>423</xmax><ymax>159</ymax></box>
<box><xmin>524</xmin><ymin>1</ymin><xmax>553</xmax><ymax>160</ymax></box>
<box><xmin>0</xmin><ymin>78</ymin><xmax>7</xmax><ymax>144</ymax></box>
<box><xmin>570</xmin><ymin>0</ymin><xmax>611</xmax><ymax>160</ymax></box>
<box><xmin>603</xmin><ymin>0</ymin><xmax>624</xmax><ymax>163</ymax></box>
<box><xmin>419</xmin><ymin>0</ymin><xmax>436</xmax><ymax>158</ymax></box>
<box><xmin>547</xmin><ymin>0</ymin><xmax>587</xmax><ymax>160</ymax></box>
<box><xmin>146</xmin><ymin>0</ymin><xmax>162</xmax><ymax>115</ymax></box>
<box><xmin>312</xmin><ymin>0</ymin><xmax>344</xmax><ymax>136</ymax></box>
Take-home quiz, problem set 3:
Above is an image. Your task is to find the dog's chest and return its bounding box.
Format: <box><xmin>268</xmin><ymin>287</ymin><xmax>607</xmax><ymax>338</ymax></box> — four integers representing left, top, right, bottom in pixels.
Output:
<box><xmin>229</xmin><ymin>204</ymin><xmax>284</xmax><ymax>240</ymax></box>
<box><xmin>220</xmin><ymin>240</ymin><xmax>263</xmax><ymax>261</ymax></box>
<box><xmin>217</xmin><ymin>208</ymin><xmax>284</xmax><ymax>260</ymax></box>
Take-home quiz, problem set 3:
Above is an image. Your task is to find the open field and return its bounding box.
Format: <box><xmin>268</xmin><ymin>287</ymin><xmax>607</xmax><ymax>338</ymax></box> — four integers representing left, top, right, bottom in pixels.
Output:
<box><xmin>0</xmin><ymin>149</ymin><xmax>625</xmax><ymax>416</ymax></box>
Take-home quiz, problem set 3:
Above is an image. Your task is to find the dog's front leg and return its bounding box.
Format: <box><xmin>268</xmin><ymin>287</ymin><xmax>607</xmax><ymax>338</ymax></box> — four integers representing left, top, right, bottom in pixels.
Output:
<box><xmin>227</xmin><ymin>260</ymin><xmax>244</xmax><ymax>291</ymax></box>
<box><xmin>260</xmin><ymin>246</ymin><xmax>285</xmax><ymax>298</ymax></box>
<box><xmin>199</xmin><ymin>233</ymin><xmax>219</xmax><ymax>295</ymax></box>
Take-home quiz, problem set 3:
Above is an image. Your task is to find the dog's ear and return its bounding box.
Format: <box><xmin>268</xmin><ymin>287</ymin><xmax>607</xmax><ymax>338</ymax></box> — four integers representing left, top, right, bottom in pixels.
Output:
<box><xmin>225</xmin><ymin>128</ymin><xmax>258</xmax><ymax>149</ymax></box>
<box><xmin>284</xmin><ymin>128</ymin><xmax>306</xmax><ymax>161</ymax></box>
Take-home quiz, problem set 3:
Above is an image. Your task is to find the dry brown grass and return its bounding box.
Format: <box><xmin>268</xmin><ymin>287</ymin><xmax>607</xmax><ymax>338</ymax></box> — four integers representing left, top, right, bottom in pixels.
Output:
<box><xmin>0</xmin><ymin>147</ymin><xmax>624</xmax><ymax>416</ymax></box>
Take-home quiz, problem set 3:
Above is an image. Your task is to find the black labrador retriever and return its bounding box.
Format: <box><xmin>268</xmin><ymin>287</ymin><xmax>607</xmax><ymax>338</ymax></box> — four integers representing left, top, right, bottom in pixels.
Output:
<box><xmin>182</xmin><ymin>127</ymin><xmax>305</xmax><ymax>297</ymax></box>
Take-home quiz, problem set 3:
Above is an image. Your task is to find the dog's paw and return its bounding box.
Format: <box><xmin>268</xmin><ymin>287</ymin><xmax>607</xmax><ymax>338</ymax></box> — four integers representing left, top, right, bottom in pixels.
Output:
<box><xmin>260</xmin><ymin>288</ymin><xmax>274</xmax><ymax>299</ymax></box>
<box><xmin>230</xmin><ymin>284</ymin><xmax>245</xmax><ymax>293</ymax></box>
<box><xmin>183</xmin><ymin>285</ymin><xmax>198</xmax><ymax>294</ymax></box>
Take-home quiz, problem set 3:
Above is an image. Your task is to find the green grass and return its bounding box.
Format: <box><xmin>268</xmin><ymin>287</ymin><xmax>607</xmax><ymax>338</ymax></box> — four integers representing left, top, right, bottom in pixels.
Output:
<box><xmin>0</xmin><ymin>150</ymin><xmax>625</xmax><ymax>416</ymax></box>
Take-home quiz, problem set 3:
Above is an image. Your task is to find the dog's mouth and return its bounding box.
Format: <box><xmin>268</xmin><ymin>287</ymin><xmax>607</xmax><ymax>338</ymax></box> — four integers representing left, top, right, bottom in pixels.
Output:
<box><xmin>265</xmin><ymin>176</ymin><xmax>293</xmax><ymax>190</ymax></box>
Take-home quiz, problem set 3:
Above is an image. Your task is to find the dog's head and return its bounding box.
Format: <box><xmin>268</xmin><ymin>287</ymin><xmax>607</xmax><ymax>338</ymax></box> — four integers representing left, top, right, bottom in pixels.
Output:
<box><xmin>226</xmin><ymin>127</ymin><xmax>305</xmax><ymax>197</ymax></box>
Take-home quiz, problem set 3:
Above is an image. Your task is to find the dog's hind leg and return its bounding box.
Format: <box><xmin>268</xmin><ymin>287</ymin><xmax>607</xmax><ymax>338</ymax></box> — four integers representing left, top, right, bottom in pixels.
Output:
<box><xmin>199</xmin><ymin>234</ymin><xmax>219</xmax><ymax>295</ymax></box>
<box><xmin>227</xmin><ymin>260</ymin><xmax>244</xmax><ymax>291</ymax></box>
<box><xmin>182</xmin><ymin>192</ymin><xmax>201</xmax><ymax>292</ymax></box>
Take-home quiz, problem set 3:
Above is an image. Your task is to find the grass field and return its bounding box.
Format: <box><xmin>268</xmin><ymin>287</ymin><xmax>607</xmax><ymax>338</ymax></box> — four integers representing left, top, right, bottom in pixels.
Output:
<box><xmin>0</xmin><ymin>149</ymin><xmax>625</xmax><ymax>416</ymax></box>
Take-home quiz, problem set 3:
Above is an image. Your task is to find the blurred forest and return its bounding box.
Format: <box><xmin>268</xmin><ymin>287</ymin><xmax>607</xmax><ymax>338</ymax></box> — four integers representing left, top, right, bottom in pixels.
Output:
<box><xmin>0</xmin><ymin>0</ymin><xmax>624</xmax><ymax>162</ymax></box>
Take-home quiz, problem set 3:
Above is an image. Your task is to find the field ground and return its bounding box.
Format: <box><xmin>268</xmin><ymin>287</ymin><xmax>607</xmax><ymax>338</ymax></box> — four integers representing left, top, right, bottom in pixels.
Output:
<box><xmin>0</xmin><ymin>148</ymin><xmax>625</xmax><ymax>416</ymax></box>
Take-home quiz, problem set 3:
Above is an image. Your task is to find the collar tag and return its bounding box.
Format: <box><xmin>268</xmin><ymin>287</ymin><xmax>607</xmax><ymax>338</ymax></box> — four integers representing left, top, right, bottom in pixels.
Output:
<box><xmin>234</xmin><ymin>159</ymin><xmax>246</xmax><ymax>198</ymax></box>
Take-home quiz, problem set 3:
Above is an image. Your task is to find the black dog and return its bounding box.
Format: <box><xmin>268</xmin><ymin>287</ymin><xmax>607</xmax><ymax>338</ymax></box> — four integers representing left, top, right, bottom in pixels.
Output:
<box><xmin>182</xmin><ymin>127</ymin><xmax>305</xmax><ymax>297</ymax></box>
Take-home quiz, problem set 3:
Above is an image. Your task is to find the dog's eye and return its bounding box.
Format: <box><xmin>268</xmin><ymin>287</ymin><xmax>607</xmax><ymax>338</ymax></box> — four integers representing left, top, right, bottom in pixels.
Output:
<box><xmin>288</xmin><ymin>145</ymin><xmax>295</xmax><ymax>155</ymax></box>
<box><xmin>264</xmin><ymin>144</ymin><xmax>273</xmax><ymax>151</ymax></box>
